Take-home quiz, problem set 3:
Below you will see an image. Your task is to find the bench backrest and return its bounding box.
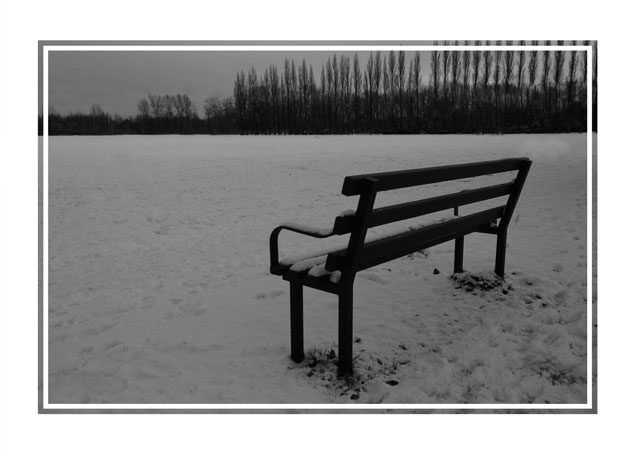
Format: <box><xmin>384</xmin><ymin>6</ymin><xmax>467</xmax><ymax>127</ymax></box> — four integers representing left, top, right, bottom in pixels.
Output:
<box><xmin>325</xmin><ymin>158</ymin><xmax>532</xmax><ymax>281</ymax></box>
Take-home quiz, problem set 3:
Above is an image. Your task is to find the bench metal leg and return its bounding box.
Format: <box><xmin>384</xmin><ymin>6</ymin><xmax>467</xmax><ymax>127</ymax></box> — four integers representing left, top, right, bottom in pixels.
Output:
<box><xmin>290</xmin><ymin>282</ymin><xmax>304</xmax><ymax>363</ymax></box>
<box><xmin>495</xmin><ymin>230</ymin><xmax>507</xmax><ymax>278</ymax></box>
<box><xmin>338</xmin><ymin>285</ymin><xmax>354</xmax><ymax>377</ymax></box>
<box><xmin>454</xmin><ymin>236</ymin><xmax>464</xmax><ymax>273</ymax></box>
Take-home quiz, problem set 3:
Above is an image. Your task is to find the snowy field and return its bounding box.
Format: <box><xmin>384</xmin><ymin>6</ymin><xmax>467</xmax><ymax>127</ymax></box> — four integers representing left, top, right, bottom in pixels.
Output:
<box><xmin>47</xmin><ymin>134</ymin><xmax>592</xmax><ymax>405</ymax></box>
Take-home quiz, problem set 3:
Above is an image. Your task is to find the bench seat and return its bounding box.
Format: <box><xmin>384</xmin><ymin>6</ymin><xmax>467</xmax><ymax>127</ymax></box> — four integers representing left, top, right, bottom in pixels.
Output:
<box><xmin>275</xmin><ymin>210</ymin><xmax>500</xmax><ymax>292</ymax></box>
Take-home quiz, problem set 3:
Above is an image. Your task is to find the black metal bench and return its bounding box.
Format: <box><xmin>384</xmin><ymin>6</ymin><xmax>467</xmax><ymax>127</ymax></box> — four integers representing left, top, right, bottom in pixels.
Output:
<box><xmin>269</xmin><ymin>157</ymin><xmax>532</xmax><ymax>376</ymax></box>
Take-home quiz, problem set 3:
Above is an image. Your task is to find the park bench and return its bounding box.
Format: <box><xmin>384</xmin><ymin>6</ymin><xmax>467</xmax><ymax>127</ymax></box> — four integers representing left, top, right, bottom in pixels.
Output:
<box><xmin>269</xmin><ymin>157</ymin><xmax>532</xmax><ymax>376</ymax></box>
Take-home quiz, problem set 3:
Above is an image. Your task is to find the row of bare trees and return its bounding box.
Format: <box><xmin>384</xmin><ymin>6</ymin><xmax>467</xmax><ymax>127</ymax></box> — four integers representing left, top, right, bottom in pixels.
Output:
<box><xmin>137</xmin><ymin>93</ymin><xmax>198</xmax><ymax>133</ymax></box>
<box><xmin>231</xmin><ymin>42</ymin><xmax>595</xmax><ymax>134</ymax></box>
<box><xmin>47</xmin><ymin>93</ymin><xmax>201</xmax><ymax>135</ymax></box>
<box><xmin>432</xmin><ymin>40</ymin><xmax>596</xmax><ymax>133</ymax></box>
<box><xmin>47</xmin><ymin>104</ymin><xmax>120</xmax><ymax>135</ymax></box>
<box><xmin>42</xmin><ymin>43</ymin><xmax>597</xmax><ymax>136</ymax></box>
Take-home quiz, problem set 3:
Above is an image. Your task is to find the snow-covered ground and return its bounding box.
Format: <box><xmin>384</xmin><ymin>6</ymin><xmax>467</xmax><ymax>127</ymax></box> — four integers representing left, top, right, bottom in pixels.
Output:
<box><xmin>47</xmin><ymin>134</ymin><xmax>592</xmax><ymax>405</ymax></box>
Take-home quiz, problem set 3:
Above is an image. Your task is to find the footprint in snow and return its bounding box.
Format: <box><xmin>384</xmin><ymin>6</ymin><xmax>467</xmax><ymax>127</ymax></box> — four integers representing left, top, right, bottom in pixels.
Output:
<box><xmin>554</xmin><ymin>290</ymin><xmax>568</xmax><ymax>305</ymax></box>
<box><xmin>163</xmin><ymin>300</ymin><xmax>207</xmax><ymax>320</ymax></box>
<box><xmin>359</xmin><ymin>273</ymin><xmax>389</xmax><ymax>285</ymax></box>
<box><xmin>179</xmin><ymin>302</ymin><xmax>207</xmax><ymax>317</ymax></box>
<box><xmin>255</xmin><ymin>290</ymin><xmax>285</xmax><ymax>300</ymax></box>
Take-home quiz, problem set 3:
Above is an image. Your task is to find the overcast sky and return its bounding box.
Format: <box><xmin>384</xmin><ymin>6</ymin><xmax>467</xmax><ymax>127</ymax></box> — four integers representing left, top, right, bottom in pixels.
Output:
<box><xmin>47</xmin><ymin>50</ymin><xmax>434</xmax><ymax>117</ymax></box>
<box><xmin>47</xmin><ymin>43</ymin><xmax>587</xmax><ymax>118</ymax></box>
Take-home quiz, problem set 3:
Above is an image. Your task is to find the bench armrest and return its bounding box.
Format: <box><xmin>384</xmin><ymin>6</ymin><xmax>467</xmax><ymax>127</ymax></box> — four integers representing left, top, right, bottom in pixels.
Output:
<box><xmin>269</xmin><ymin>222</ymin><xmax>336</xmax><ymax>274</ymax></box>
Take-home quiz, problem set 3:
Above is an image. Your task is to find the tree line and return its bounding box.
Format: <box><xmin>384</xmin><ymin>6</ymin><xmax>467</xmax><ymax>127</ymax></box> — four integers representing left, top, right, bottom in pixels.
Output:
<box><xmin>46</xmin><ymin>94</ymin><xmax>206</xmax><ymax>135</ymax></box>
<box><xmin>41</xmin><ymin>41</ymin><xmax>597</xmax><ymax>136</ymax></box>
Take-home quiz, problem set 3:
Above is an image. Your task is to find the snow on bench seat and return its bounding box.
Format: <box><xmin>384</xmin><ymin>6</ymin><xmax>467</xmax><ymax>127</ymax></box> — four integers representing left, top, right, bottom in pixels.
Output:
<box><xmin>279</xmin><ymin>215</ymin><xmax>456</xmax><ymax>283</ymax></box>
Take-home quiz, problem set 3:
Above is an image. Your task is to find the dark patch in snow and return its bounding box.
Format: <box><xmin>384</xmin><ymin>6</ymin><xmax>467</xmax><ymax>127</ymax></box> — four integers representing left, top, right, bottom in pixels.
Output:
<box><xmin>296</xmin><ymin>346</ymin><xmax>412</xmax><ymax>401</ymax></box>
<box><xmin>525</xmin><ymin>355</ymin><xmax>587</xmax><ymax>386</ymax></box>
<box><xmin>450</xmin><ymin>271</ymin><xmax>512</xmax><ymax>292</ymax></box>
<box><xmin>405</xmin><ymin>249</ymin><xmax>430</xmax><ymax>261</ymax></box>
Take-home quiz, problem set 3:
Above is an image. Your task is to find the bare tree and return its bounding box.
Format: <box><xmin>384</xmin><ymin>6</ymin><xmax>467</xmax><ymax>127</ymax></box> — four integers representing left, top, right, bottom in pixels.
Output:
<box><xmin>462</xmin><ymin>42</ymin><xmax>471</xmax><ymax>97</ymax></box>
<box><xmin>553</xmin><ymin>40</ymin><xmax>566</xmax><ymax>115</ymax></box>
<box><xmin>580</xmin><ymin>40</ymin><xmax>589</xmax><ymax>88</ymax></box>
<box><xmin>528</xmin><ymin>41</ymin><xmax>539</xmax><ymax>88</ymax></box>
<box><xmin>148</xmin><ymin>93</ymin><xmax>165</xmax><ymax>120</ymax></box>
<box><xmin>308</xmin><ymin>66</ymin><xmax>317</xmax><ymax>130</ymax></box>
<box><xmin>516</xmin><ymin>40</ymin><xmax>526</xmax><ymax>108</ymax></box>
<box><xmin>524</xmin><ymin>41</ymin><xmax>539</xmax><ymax>127</ymax></box>
<box><xmin>382</xmin><ymin>55</ymin><xmax>390</xmax><ymax>125</ymax></box>
<box><xmin>299</xmin><ymin>59</ymin><xmax>311</xmax><ymax>131</ymax></box>
<box><xmin>481</xmin><ymin>42</ymin><xmax>492</xmax><ymax>89</ymax></box>
<box><xmin>431</xmin><ymin>45</ymin><xmax>441</xmax><ymax>103</ymax></box>
<box><xmin>353</xmin><ymin>53</ymin><xmax>362</xmax><ymax>130</ymax></box>
<box><xmin>541</xmin><ymin>41</ymin><xmax>552</xmax><ymax>113</ymax></box>
<box><xmin>478</xmin><ymin>41</ymin><xmax>493</xmax><ymax>129</ymax></box>
<box><xmin>442</xmin><ymin>41</ymin><xmax>451</xmax><ymax>102</ymax></box>
<box><xmin>397</xmin><ymin>51</ymin><xmax>406</xmax><ymax>127</ymax></box>
<box><xmin>203</xmin><ymin>96</ymin><xmax>220</xmax><ymax>119</ymax></box>
<box><xmin>248</xmin><ymin>66</ymin><xmax>259</xmax><ymax>131</ymax></box>
<box><xmin>290</xmin><ymin>61</ymin><xmax>298</xmax><ymax>131</ymax></box>
<box><xmin>567</xmin><ymin>41</ymin><xmax>579</xmax><ymax>107</ymax></box>
<box><xmin>233</xmin><ymin>71</ymin><xmax>247</xmax><ymax>132</ymax></box>
<box><xmin>172</xmin><ymin>93</ymin><xmax>194</xmax><ymax>132</ymax></box>
<box><xmin>387</xmin><ymin>51</ymin><xmax>396</xmax><ymax>123</ymax></box>
<box><xmin>163</xmin><ymin>94</ymin><xmax>174</xmax><ymax>119</ymax></box>
<box><xmin>461</xmin><ymin>42</ymin><xmax>471</xmax><ymax>131</ymax></box>
<box><xmin>493</xmin><ymin>41</ymin><xmax>503</xmax><ymax>131</ymax></box>
<box><xmin>339</xmin><ymin>55</ymin><xmax>351</xmax><ymax>130</ymax></box>
<box><xmin>137</xmin><ymin>98</ymin><xmax>150</xmax><ymax>118</ymax></box>
<box><xmin>412</xmin><ymin>51</ymin><xmax>422</xmax><ymax>127</ymax></box>
<box><xmin>90</xmin><ymin>104</ymin><xmax>104</xmax><ymax>116</ymax></box>
<box><xmin>503</xmin><ymin>41</ymin><xmax>515</xmax><ymax>91</ymax></box>
<box><xmin>203</xmin><ymin>95</ymin><xmax>222</xmax><ymax>132</ymax></box>
<box><xmin>332</xmin><ymin>55</ymin><xmax>339</xmax><ymax>126</ymax></box>
<box><xmin>89</xmin><ymin>104</ymin><xmax>106</xmax><ymax>134</ymax></box>
<box><xmin>472</xmin><ymin>40</ymin><xmax>482</xmax><ymax>128</ymax></box>
<box><xmin>319</xmin><ymin>66</ymin><xmax>327</xmax><ymax>129</ymax></box>
<box><xmin>325</xmin><ymin>58</ymin><xmax>333</xmax><ymax>129</ymax></box>
<box><xmin>493</xmin><ymin>41</ymin><xmax>503</xmax><ymax>90</ymax></box>
<box><xmin>472</xmin><ymin>40</ymin><xmax>481</xmax><ymax>91</ymax></box>
<box><xmin>268</xmin><ymin>65</ymin><xmax>280</xmax><ymax>132</ymax></box>
<box><xmin>502</xmin><ymin>40</ymin><xmax>516</xmax><ymax>123</ymax></box>
<box><xmin>261</xmin><ymin>68</ymin><xmax>271</xmax><ymax>131</ymax></box>
<box><xmin>373</xmin><ymin>51</ymin><xmax>382</xmax><ymax>126</ymax></box>
<box><xmin>364</xmin><ymin>52</ymin><xmax>374</xmax><ymax>129</ymax></box>
<box><xmin>451</xmin><ymin>43</ymin><xmax>461</xmax><ymax>105</ymax></box>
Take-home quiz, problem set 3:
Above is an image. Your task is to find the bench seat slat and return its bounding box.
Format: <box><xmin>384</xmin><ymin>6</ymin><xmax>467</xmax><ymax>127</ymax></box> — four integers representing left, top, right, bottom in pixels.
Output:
<box><xmin>326</xmin><ymin>206</ymin><xmax>505</xmax><ymax>272</ymax></box>
<box><xmin>334</xmin><ymin>181</ymin><xmax>514</xmax><ymax>233</ymax></box>
<box><xmin>341</xmin><ymin>158</ymin><xmax>529</xmax><ymax>195</ymax></box>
